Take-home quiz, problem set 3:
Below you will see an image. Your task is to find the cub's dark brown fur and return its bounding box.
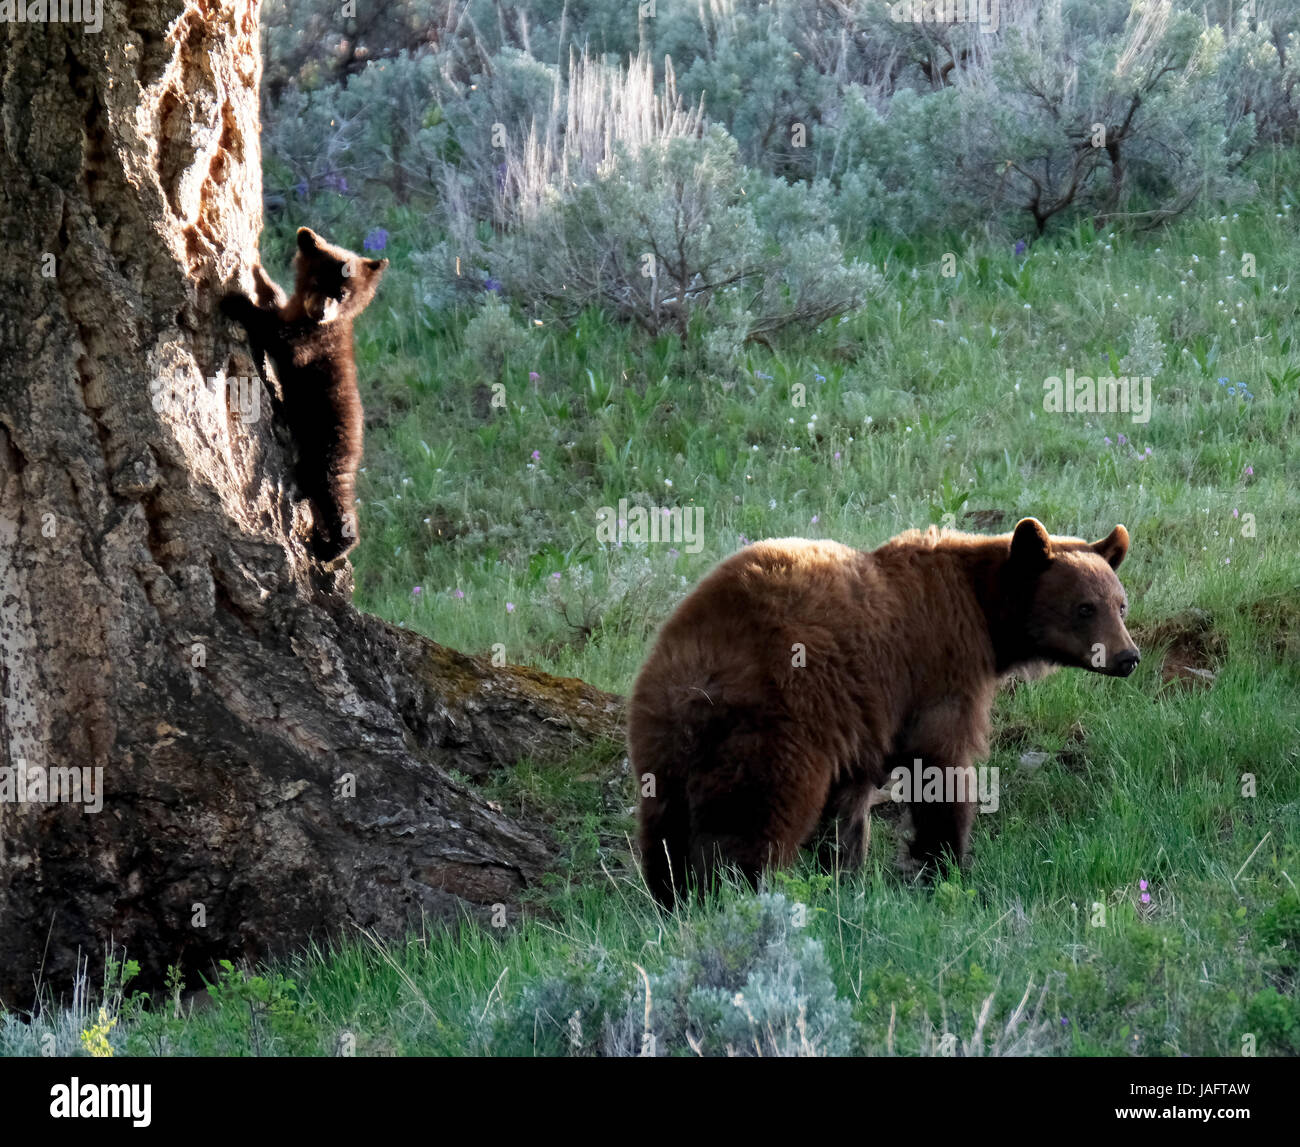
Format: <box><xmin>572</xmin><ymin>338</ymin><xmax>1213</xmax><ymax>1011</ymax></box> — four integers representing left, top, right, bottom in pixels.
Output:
<box><xmin>222</xmin><ymin>227</ymin><xmax>387</xmax><ymax>562</ymax></box>
<box><xmin>631</xmin><ymin>518</ymin><xmax>1139</xmax><ymax>907</ymax></box>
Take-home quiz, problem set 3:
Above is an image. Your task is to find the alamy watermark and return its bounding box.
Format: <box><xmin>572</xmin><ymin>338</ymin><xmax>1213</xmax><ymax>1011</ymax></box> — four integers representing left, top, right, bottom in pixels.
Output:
<box><xmin>1</xmin><ymin>1</ymin><xmax>102</xmax><ymax>33</ymax></box>
<box><xmin>151</xmin><ymin>374</ymin><xmax>262</xmax><ymax>423</ymax></box>
<box><xmin>0</xmin><ymin>759</ymin><xmax>104</xmax><ymax>813</ymax></box>
<box><xmin>1043</xmin><ymin>368</ymin><xmax>1153</xmax><ymax>424</ymax></box>
<box><xmin>596</xmin><ymin>498</ymin><xmax>704</xmax><ymax>553</ymax></box>
<box><xmin>887</xmin><ymin>762</ymin><xmax>1000</xmax><ymax>814</ymax></box>
<box><xmin>887</xmin><ymin>0</ymin><xmax>999</xmax><ymax>34</ymax></box>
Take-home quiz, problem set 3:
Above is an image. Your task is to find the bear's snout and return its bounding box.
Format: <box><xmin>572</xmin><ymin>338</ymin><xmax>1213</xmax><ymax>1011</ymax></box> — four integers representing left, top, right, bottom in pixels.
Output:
<box><xmin>1111</xmin><ymin>647</ymin><xmax>1141</xmax><ymax>677</ymax></box>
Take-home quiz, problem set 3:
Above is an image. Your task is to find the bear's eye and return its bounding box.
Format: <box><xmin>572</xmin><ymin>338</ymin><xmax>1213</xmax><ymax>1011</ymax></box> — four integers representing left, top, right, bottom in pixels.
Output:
<box><xmin>1119</xmin><ymin>601</ymin><xmax>1128</xmax><ymax>617</ymax></box>
<box><xmin>1077</xmin><ymin>603</ymin><xmax>1096</xmax><ymax>619</ymax></box>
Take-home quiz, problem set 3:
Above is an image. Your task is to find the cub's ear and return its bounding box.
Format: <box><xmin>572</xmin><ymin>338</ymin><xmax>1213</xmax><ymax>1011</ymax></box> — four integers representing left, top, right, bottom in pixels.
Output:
<box><xmin>364</xmin><ymin>258</ymin><xmax>388</xmax><ymax>274</ymax></box>
<box><xmin>1092</xmin><ymin>524</ymin><xmax>1129</xmax><ymax>570</ymax></box>
<box><xmin>297</xmin><ymin>227</ymin><xmax>321</xmax><ymax>253</ymax></box>
<box><xmin>1009</xmin><ymin>517</ymin><xmax>1052</xmax><ymax>571</ymax></box>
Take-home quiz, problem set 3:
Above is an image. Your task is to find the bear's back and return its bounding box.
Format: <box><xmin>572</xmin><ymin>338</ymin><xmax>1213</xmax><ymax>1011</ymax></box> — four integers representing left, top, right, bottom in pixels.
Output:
<box><xmin>629</xmin><ymin>538</ymin><xmax>909</xmax><ymax>751</ymax></box>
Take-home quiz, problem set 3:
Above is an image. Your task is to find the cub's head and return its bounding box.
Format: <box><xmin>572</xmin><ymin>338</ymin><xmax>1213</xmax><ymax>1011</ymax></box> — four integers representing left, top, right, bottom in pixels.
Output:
<box><xmin>1006</xmin><ymin>517</ymin><xmax>1140</xmax><ymax>678</ymax></box>
<box><xmin>292</xmin><ymin>227</ymin><xmax>388</xmax><ymax>323</ymax></box>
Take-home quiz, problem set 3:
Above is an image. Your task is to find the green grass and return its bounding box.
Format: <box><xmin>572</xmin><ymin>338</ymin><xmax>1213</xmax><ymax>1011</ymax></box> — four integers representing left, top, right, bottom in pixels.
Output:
<box><xmin>7</xmin><ymin>153</ymin><xmax>1300</xmax><ymax>1057</ymax></box>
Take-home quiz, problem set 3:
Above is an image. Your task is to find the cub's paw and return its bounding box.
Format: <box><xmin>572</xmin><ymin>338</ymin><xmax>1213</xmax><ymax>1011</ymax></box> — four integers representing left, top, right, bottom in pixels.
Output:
<box><xmin>219</xmin><ymin>290</ymin><xmax>257</xmax><ymax>324</ymax></box>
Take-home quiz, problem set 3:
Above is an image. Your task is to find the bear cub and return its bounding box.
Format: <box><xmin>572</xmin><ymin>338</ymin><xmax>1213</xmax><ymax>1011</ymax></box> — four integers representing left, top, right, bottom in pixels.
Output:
<box><xmin>631</xmin><ymin>517</ymin><xmax>1139</xmax><ymax>907</ymax></box>
<box><xmin>222</xmin><ymin>227</ymin><xmax>387</xmax><ymax>562</ymax></box>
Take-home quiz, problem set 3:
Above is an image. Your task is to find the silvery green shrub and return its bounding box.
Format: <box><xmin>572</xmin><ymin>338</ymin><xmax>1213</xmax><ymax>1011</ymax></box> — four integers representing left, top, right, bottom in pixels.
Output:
<box><xmin>259</xmin><ymin>1</ymin><xmax>1300</xmax><ymax>254</ymax></box>
<box><xmin>472</xmin><ymin>128</ymin><xmax>879</xmax><ymax>343</ymax></box>
<box><xmin>491</xmin><ymin>893</ymin><xmax>855</xmax><ymax>1057</ymax></box>
<box><xmin>459</xmin><ymin>295</ymin><xmax>535</xmax><ymax>381</ymax></box>
<box><xmin>634</xmin><ymin>892</ymin><xmax>856</xmax><ymax>1057</ymax></box>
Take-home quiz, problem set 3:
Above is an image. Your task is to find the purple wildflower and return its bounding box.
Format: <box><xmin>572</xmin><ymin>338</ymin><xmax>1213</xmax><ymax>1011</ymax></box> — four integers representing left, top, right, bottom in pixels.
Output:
<box><xmin>363</xmin><ymin>227</ymin><xmax>389</xmax><ymax>253</ymax></box>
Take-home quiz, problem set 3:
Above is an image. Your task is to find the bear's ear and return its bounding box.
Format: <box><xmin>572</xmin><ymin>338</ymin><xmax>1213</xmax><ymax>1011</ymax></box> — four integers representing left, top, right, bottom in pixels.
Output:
<box><xmin>297</xmin><ymin>227</ymin><xmax>321</xmax><ymax>254</ymax></box>
<box><xmin>1009</xmin><ymin>517</ymin><xmax>1052</xmax><ymax>571</ymax></box>
<box><xmin>364</xmin><ymin>258</ymin><xmax>388</xmax><ymax>275</ymax></box>
<box><xmin>1092</xmin><ymin>524</ymin><xmax>1129</xmax><ymax>570</ymax></box>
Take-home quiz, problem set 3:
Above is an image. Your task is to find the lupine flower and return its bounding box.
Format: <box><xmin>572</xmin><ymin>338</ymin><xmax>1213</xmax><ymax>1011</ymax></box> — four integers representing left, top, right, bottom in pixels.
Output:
<box><xmin>1117</xmin><ymin>434</ymin><xmax>1128</xmax><ymax>446</ymax></box>
<box><xmin>484</xmin><ymin>278</ymin><xmax>503</xmax><ymax>294</ymax></box>
<box><xmin>529</xmin><ymin>371</ymin><xmax>540</xmax><ymax>382</ymax></box>
<box><xmin>412</xmin><ymin>586</ymin><xmax>422</xmax><ymax>596</ymax></box>
<box><xmin>1139</xmin><ymin>878</ymin><xmax>1150</xmax><ymax>904</ymax></box>
<box><xmin>1014</xmin><ymin>239</ymin><xmax>1027</xmax><ymax>256</ymax></box>
<box><xmin>295</xmin><ymin>179</ymin><xmax>309</xmax><ymax>197</ymax></box>
<box><xmin>452</xmin><ymin>589</ymin><xmax>465</xmax><ymax>599</ymax></box>
<box><xmin>1244</xmin><ymin>465</ymin><xmax>1254</xmax><ymax>476</ymax></box>
<box><xmin>833</xmin><ymin>451</ymin><xmax>841</xmax><ymax>460</ymax></box>
<box><xmin>363</xmin><ymin>228</ymin><xmax>389</xmax><ymax>253</ymax></box>
<box><xmin>506</xmin><ymin>602</ymin><xmax>515</xmax><ymax>613</ymax></box>
<box><xmin>1104</xmin><ymin>436</ymin><xmax>1112</xmax><ymax>446</ymax></box>
<box><xmin>531</xmin><ymin>450</ymin><xmax>541</xmax><ymax>462</ymax></box>
<box><xmin>552</xmin><ymin>571</ymin><xmax>562</xmax><ymax>581</ymax></box>
<box><xmin>811</xmin><ymin>515</ymin><xmax>819</xmax><ymax>524</ymax></box>
<box><xmin>1232</xmin><ymin>508</ymin><xmax>1239</xmax><ymax>518</ymax></box>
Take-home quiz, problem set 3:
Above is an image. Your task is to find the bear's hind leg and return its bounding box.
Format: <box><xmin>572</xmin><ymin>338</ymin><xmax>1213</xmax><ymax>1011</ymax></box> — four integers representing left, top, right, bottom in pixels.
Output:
<box><xmin>814</xmin><ymin>776</ymin><xmax>880</xmax><ymax>873</ymax></box>
<box><xmin>685</xmin><ymin>738</ymin><xmax>830</xmax><ymax>896</ymax></box>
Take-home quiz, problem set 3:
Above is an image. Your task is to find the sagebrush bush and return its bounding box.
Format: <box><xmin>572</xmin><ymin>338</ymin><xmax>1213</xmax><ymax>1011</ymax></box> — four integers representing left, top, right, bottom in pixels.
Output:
<box><xmin>472</xmin><ymin>127</ymin><xmax>879</xmax><ymax>343</ymax></box>
<box><xmin>459</xmin><ymin>295</ymin><xmax>535</xmax><ymax>381</ymax></box>
<box><xmin>490</xmin><ymin>893</ymin><xmax>856</xmax><ymax>1057</ymax></box>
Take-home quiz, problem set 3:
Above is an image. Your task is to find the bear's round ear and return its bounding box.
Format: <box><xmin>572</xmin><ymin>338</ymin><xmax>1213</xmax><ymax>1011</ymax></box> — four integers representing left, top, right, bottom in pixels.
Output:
<box><xmin>365</xmin><ymin>258</ymin><xmax>388</xmax><ymax>274</ymax></box>
<box><xmin>1009</xmin><ymin>517</ymin><xmax>1052</xmax><ymax>570</ymax></box>
<box><xmin>297</xmin><ymin>227</ymin><xmax>321</xmax><ymax>253</ymax></box>
<box><xmin>1092</xmin><ymin>524</ymin><xmax>1129</xmax><ymax>570</ymax></box>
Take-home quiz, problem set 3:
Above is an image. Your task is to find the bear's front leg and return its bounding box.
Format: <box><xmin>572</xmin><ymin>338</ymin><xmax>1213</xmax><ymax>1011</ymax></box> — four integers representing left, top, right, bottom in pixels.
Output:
<box><xmin>252</xmin><ymin>264</ymin><xmax>289</xmax><ymax>310</ymax></box>
<box><xmin>904</xmin><ymin>760</ymin><xmax>978</xmax><ymax>876</ymax></box>
<box><xmin>892</xmin><ymin>695</ymin><xmax>992</xmax><ymax>876</ymax></box>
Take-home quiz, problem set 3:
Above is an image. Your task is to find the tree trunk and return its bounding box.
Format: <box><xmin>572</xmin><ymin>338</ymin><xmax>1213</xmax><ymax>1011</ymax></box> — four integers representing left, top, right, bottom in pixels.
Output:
<box><xmin>0</xmin><ymin>2</ymin><xmax>622</xmax><ymax>1007</ymax></box>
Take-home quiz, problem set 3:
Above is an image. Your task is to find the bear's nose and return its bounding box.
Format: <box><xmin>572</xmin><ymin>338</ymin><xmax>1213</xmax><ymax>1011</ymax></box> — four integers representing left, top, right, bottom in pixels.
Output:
<box><xmin>1113</xmin><ymin>649</ymin><xmax>1140</xmax><ymax>677</ymax></box>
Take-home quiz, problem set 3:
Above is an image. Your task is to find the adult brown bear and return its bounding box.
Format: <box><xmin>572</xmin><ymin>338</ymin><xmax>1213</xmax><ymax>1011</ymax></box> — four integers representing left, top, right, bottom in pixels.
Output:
<box><xmin>630</xmin><ymin>518</ymin><xmax>1138</xmax><ymax>907</ymax></box>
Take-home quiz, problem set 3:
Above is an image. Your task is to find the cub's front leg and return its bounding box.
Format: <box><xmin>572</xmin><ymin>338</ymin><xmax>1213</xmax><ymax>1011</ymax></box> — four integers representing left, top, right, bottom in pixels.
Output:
<box><xmin>251</xmin><ymin>264</ymin><xmax>288</xmax><ymax>311</ymax></box>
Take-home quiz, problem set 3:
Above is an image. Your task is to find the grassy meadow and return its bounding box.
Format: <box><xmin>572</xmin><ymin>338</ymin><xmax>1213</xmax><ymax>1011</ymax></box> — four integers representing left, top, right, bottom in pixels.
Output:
<box><xmin>8</xmin><ymin>153</ymin><xmax>1300</xmax><ymax>1059</ymax></box>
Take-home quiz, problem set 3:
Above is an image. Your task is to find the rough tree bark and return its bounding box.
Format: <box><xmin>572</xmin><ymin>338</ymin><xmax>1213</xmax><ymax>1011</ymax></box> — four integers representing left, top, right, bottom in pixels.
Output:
<box><xmin>0</xmin><ymin>1</ymin><xmax>621</xmax><ymax>1007</ymax></box>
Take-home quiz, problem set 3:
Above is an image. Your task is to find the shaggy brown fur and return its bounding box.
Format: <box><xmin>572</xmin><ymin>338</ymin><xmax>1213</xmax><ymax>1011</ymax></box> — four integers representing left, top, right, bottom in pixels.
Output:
<box><xmin>631</xmin><ymin>517</ymin><xmax>1138</xmax><ymax>907</ymax></box>
<box><xmin>222</xmin><ymin>227</ymin><xmax>387</xmax><ymax>562</ymax></box>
